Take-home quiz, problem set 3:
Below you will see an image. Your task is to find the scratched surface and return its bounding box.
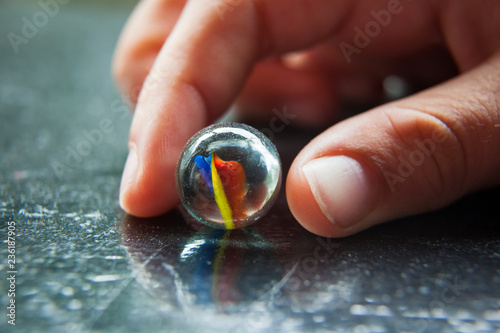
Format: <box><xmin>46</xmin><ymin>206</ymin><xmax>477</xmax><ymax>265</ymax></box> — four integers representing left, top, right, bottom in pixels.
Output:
<box><xmin>1</xmin><ymin>1</ymin><xmax>500</xmax><ymax>333</ymax></box>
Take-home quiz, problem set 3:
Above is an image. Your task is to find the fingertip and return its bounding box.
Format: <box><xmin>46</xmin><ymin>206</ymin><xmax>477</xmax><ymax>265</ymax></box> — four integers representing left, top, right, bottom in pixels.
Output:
<box><xmin>286</xmin><ymin>124</ymin><xmax>384</xmax><ymax>238</ymax></box>
<box><xmin>119</xmin><ymin>145</ymin><xmax>138</xmax><ymax>213</ymax></box>
<box><xmin>119</xmin><ymin>164</ymin><xmax>179</xmax><ymax>218</ymax></box>
<box><xmin>286</xmin><ymin>158</ymin><xmax>359</xmax><ymax>238</ymax></box>
<box><xmin>119</xmin><ymin>144</ymin><xmax>179</xmax><ymax>218</ymax></box>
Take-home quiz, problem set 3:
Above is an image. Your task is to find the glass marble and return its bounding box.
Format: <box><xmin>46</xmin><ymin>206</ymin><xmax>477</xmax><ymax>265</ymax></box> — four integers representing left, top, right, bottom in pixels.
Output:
<box><xmin>176</xmin><ymin>123</ymin><xmax>282</xmax><ymax>229</ymax></box>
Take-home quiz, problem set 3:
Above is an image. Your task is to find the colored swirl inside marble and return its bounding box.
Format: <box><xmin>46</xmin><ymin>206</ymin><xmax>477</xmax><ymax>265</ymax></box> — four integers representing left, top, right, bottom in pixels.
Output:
<box><xmin>176</xmin><ymin>123</ymin><xmax>282</xmax><ymax>229</ymax></box>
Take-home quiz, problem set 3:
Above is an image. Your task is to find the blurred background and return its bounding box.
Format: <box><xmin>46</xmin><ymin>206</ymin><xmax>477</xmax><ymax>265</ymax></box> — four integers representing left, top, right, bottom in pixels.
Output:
<box><xmin>1</xmin><ymin>1</ymin><xmax>500</xmax><ymax>332</ymax></box>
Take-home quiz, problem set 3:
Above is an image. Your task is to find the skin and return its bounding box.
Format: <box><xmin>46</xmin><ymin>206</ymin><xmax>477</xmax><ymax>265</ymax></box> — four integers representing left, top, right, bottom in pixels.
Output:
<box><xmin>113</xmin><ymin>0</ymin><xmax>500</xmax><ymax>237</ymax></box>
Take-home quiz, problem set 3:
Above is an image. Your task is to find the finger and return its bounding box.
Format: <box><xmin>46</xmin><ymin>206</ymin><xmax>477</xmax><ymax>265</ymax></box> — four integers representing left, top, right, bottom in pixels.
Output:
<box><xmin>119</xmin><ymin>0</ymin><xmax>441</xmax><ymax>217</ymax></box>
<box><xmin>236</xmin><ymin>59</ymin><xmax>338</xmax><ymax>127</ymax></box>
<box><xmin>236</xmin><ymin>43</ymin><xmax>458</xmax><ymax>126</ymax></box>
<box><xmin>114</xmin><ymin>0</ymin><xmax>440</xmax><ymax>99</ymax></box>
<box><xmin>287</xmin><ymin>52</ymin><xmax>500</xmax><ymax>237</ymax></box>
<box><xmin>281</xmin><ymin>50</ymin><xmax>385</xmax><ymax>103</ymax></box>
<box><xmin>113</xmin><ymin>0</ymin><xmax>186</xmax><ymax>105</ymax></box>
<box><xmin>119</xmin><ymin>0</ymin><xmax>265</xmax><ymax>217</ymax></box>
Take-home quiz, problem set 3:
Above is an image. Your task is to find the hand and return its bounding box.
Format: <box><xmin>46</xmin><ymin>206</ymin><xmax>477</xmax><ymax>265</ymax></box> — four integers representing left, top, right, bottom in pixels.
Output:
<box><xmin>113</xmin><ymin>0</ymin><xmax>500</xmax><ymax>237</ymax></box>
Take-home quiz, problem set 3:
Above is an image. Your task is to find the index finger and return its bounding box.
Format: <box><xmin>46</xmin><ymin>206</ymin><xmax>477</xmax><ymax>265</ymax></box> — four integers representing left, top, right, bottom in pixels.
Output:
<box><xmin>119</xmin><ymin>0</ymin><xmax>261</xmax><ymax>217</ymax></box>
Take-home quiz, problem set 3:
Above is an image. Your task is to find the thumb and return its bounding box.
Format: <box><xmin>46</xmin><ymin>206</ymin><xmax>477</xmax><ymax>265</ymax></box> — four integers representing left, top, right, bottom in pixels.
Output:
<box><xmin>287</xmin><ymin>53</ymin><xmax>500</xmax><ymax>238</ymax></box>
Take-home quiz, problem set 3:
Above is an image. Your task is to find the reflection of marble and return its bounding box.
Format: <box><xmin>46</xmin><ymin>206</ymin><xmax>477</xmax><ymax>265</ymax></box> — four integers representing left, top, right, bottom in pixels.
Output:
<box><xmin>121</xmin><ymin>207</ymin><xmax>303</xmax><ymax>313</ymax></box>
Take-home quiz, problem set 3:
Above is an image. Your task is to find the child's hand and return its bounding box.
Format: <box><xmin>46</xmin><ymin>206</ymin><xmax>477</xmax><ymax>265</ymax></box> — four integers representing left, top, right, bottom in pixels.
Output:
<box><xmin>113</xmin><ymin>0</ymin><xmax>500</xmax><ymax>237</ymax></box>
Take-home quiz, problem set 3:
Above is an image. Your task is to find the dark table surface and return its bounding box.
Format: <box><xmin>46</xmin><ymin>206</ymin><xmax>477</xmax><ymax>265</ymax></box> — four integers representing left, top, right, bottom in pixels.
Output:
<box><xmin>1</xmin><ymin>1</ymin><xmax>500</xmax><ymax>332</ymax></box>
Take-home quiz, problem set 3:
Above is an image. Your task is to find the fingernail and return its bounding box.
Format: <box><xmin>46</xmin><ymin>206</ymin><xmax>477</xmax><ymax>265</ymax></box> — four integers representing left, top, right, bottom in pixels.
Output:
<box><xmin>303</xmin><ymin>156</ymin><xmax>373</xmax><ymax>228</ymax></box>
<box><xmin>120</xmin><ymin>145</ymin><xmax>138</xmax><ymax>210</ymax></box>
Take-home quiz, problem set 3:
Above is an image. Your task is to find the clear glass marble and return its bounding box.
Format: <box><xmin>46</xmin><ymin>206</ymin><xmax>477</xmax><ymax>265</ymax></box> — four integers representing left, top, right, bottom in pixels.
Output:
<box><xmin>176</xmin><ymin>123</ymin><xmax>282</xmax><ymax>229</ymax></box>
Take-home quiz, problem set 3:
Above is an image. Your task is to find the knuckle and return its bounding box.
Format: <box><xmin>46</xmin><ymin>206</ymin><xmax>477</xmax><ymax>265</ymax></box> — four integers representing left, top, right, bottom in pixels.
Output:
<box><xmin>450</xmin><ymin>84</ymin><xmax>500</xmax><ymax>187</ymax></box>
<box><xmin>383</xmin><ymin>109</ymin><xmax>468</xmax><ymax>205</ymax></box>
